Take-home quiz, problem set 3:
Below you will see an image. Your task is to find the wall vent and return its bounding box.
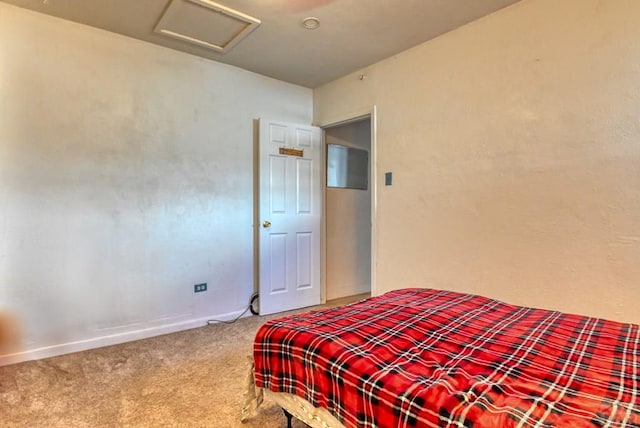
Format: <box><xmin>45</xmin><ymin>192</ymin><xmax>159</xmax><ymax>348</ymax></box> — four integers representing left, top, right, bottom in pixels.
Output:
<box><xmin>154</xmin><ymin>0</ymin><xmax>261</xmax><ymax>54</ymax></box>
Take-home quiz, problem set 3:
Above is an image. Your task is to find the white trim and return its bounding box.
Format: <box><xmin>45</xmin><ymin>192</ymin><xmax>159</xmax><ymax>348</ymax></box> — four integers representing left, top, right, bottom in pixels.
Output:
<box><xmin>318</xmin><ymin>105</ymin><xmax>378</xmax><ymax>298</ymax></box>
<box><xmin>320</xmin><ymin>129</ymin><xmax>328</xmax><ymax>304</ymax></box>
<box><xmin>0</xmin><ymin>309</ymin><xmax>248</xmax><ymax>366</ymax></box>
<box><xmin>315</xmin><ymin>106</ymin><xmax>374</xmax><ymax>130</ymax></box>
<box><xmin>371</xmin><ymin>106</ymin><xmax>378</xmax><ymax>297</ymax></box>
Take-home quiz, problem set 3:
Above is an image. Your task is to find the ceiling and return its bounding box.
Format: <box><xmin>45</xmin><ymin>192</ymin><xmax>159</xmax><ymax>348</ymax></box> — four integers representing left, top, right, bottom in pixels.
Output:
<box><xmin>3</xmin><ymin>0</ymin><xmax>521</xmax><ymax>88</ymax></box>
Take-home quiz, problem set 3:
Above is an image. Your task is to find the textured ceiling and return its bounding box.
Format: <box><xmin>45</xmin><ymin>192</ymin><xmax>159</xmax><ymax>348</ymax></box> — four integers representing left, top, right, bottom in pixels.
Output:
<box><xmin>2</xmin><ymin>0</ymin><xmax>522</xmax><ymax>88</ymax></box>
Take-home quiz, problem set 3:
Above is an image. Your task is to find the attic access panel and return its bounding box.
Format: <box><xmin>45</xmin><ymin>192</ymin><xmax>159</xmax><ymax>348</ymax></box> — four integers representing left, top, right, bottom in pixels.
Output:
<box><xmin>154</xmin><ymin>0</ymin><xmax>261</xmax><ymax>53</ymax></box>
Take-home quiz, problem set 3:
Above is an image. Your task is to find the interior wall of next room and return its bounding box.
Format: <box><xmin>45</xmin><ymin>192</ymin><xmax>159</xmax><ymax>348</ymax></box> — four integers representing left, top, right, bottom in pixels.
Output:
<box><xmin>325</xmin><ymin>119</ymin><xmax>372</xmax><ymax>300</ymax></box>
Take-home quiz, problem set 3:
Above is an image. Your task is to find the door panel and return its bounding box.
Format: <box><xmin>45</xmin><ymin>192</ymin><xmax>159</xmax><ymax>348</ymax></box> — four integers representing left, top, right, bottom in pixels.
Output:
<box><xmin>258</xmin><ymin>119</ymin><xmax>321</xmax><ymax>315</ymax></box>
<box><xmin>270</xmin><ymin>124</ymin><xmax>287</xmax><ymax>145</ymax></box>
<box><xmin>296</xmin><ymin>158</ymin><xmax>312</xmax><ymax>213</ymax></box>
<box><xmin>296</xmin><ymin>232</ymin><xmax>312</xmax><ymax>289</ymax></box>
<box><xmin>269</xmin><ymin>233</ymin><xmax>287</xmax><ymax>293</ymax></box>
<box><xmin>295</xmin><ymin>128</ymin><xmax>312</xmax><ymax>147</ymax></box>
<box><xmin>269</xmin><ymin>156</ymin><xmax>287</xmax><ymax>213</ymax></box>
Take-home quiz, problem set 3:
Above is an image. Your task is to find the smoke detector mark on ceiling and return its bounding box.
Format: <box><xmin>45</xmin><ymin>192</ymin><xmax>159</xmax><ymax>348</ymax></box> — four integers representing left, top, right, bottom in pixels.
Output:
<box><xmin>154</xmin><ymin>0</ymin><xmax>261</xmax><ymax>54</ymax></box>
<box><xmin>302</xmin><ymin>17</ymin><xmax>320</xmax><ymax>30</ymax></box>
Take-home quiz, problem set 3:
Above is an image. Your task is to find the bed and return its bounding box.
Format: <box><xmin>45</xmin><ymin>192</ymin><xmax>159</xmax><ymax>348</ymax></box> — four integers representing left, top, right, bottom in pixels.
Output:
<box><xmin>247</xmin><ymin>288</ymin><xmax>640</xmax><ymax>427</ymax></box>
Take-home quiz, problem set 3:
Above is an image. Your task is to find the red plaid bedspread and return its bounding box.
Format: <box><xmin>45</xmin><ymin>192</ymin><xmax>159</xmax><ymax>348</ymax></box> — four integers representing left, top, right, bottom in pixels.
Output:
<box><xmin>253</xmin><ymin>288</ymin><xmax>640</xmax><ymax>427</ymax></box>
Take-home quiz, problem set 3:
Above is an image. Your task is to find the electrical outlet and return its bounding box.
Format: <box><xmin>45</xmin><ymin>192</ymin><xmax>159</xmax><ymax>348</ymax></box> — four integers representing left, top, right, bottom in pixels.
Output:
<box><xmin>194</xmin><ymin>283</ymin><xmax>207</xmax><ymax>293</ymax></box>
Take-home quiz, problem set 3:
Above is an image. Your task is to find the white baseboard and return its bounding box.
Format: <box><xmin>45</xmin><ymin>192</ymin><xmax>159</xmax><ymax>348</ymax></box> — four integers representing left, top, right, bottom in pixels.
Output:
<box><xmin>0</xmin><ymin>309</ymin><xmax>249</xmax><ymax>367</ymax></box>
<box><xmin>326</xmin><ymin>283</ymin><xmax>371</xmax><ymax>301</ymax></box>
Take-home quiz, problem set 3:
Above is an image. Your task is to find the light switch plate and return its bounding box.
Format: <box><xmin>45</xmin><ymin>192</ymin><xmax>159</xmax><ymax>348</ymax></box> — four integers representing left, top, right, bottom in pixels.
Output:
<box><xmin>385</xmin><ymin>172</ymin><xmax>392</xmax><ymax>186</ymax></box>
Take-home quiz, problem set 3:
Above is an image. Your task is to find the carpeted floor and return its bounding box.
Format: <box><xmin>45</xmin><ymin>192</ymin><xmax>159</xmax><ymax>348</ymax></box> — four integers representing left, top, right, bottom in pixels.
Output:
<box><xmin>0</xmin><ymin>295</ymin><xmax>367</xmax><ymax>427</ymax></box>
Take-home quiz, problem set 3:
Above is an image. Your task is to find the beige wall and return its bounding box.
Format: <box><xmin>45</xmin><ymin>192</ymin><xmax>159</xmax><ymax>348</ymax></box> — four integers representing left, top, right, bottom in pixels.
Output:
<box><xmin>314</xmin><ymin>0</ymin><xmax>640</xmax><ymax>324</ymax></box>
<box><xmin>325</xmin><ymin>120</ymin><xmax>371</xmax><ymax>300</ymax></box>
<box><xmin>0</xmin><ymin>4</ymin><xmax>312</xmax><ymax>364</ymax></box>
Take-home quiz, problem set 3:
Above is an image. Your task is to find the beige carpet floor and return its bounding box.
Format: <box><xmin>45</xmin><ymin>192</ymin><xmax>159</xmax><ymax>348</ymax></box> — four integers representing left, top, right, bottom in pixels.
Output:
<box><xmin>0</xmin><ymin>295</ymin><xmax>367</xmax><ymax>428</ymax></box>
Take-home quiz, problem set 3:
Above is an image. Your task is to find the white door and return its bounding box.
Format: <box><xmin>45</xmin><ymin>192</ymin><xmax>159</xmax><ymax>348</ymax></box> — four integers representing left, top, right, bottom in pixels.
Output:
<box><xmin>258</xmin><ymin>119</ymin><xmax>322</xmax><ymax>315</ymax></box>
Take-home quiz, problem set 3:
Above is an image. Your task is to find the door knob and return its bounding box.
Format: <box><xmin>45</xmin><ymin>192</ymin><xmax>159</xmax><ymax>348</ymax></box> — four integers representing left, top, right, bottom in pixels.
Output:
<box><xmin>263</xmin><ymin>220</ymin><xmax>271</xmax><ymax>228</ymax></box>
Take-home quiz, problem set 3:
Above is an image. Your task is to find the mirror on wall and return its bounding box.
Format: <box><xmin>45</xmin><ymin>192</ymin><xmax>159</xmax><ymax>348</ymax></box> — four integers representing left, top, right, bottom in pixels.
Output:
<box><xmin>326</xmin><ymin>144</ymin><xmax>368</xmax><ymax>190</ymax></box>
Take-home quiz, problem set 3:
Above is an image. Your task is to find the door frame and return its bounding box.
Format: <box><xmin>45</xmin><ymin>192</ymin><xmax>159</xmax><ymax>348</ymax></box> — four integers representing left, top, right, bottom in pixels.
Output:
<box><xmin>316</xmin><ymin>106</ymin><xmax>378</xmax><ymax>302</ymax></box>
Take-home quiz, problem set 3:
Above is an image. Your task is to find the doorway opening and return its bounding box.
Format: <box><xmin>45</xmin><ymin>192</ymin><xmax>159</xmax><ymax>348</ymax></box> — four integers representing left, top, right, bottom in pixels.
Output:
<box><xmin>322</xmin><ymin>115</ymin><xmax>374</xmax><ymax>301</ymax></box>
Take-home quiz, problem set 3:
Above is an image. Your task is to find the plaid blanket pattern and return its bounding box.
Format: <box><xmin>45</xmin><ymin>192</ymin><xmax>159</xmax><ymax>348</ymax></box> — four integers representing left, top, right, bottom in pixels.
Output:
<box><xmin>254</xmin><ymin>289</ymin><xmax>640</xmax><ymax>427</ymax></box>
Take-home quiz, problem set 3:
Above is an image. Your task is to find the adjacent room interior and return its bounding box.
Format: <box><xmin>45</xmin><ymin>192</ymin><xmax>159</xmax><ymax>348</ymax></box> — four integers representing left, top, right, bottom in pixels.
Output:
<box><xmin>325</xmin><ymin>117</ymin><xmax>372</xmax><ymax>301</ymax></box>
